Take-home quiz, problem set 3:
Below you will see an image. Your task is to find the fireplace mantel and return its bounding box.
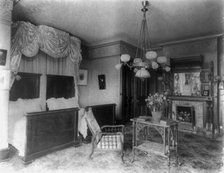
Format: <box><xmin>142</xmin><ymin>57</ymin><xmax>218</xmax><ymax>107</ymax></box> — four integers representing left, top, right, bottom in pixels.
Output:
<box><xmin>168</xmin><ymin>95</ymin><xmax>213</xmax><ymax>102</ymax></box>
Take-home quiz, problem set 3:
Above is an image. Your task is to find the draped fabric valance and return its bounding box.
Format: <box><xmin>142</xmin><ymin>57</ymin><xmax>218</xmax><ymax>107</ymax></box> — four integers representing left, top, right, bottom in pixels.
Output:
<box><xmin>10</xmin><ymin>21</ymin><xmax>82</xmax><ymax>71</ymax></box>
<box><xmin>10</xmin><ymin>21</ymin><xmax>82</xmax><ymax>99</ymax></box>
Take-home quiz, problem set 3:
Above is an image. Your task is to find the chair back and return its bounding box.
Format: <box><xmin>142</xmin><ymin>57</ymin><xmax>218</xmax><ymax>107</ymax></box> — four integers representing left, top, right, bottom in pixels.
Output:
<box><xmin>85</xmin><ymin>107</ymin><xmax>101</xmax><ymax>135</ymax></box>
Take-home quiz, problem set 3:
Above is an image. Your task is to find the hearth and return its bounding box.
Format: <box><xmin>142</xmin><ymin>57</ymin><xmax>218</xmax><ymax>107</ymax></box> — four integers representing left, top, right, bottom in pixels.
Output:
<box><xmin>176</xmin><ymin>105</ymin><xmax>195</xmax><ymax>132</ymax></box>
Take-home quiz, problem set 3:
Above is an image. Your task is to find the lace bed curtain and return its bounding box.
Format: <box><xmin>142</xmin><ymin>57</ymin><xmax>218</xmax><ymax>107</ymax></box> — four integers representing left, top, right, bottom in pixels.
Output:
<box><xmin>10</xmin><ymin>21</ymin><xmax>82</xmax><ymax>97</ymax></box>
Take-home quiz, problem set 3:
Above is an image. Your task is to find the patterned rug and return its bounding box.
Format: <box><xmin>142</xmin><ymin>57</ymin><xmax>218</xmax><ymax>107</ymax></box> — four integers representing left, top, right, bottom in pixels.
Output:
<box><xmin>0</xmin><ymin>124</ymin><xmax>223</xmax><ymax>173</ymax></box>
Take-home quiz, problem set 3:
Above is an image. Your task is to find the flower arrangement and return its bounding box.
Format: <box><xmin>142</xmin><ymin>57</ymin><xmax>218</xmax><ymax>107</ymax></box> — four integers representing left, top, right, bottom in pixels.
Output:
<box><xmin>145</xmin><ymin>92</ymin><xmax>168</xmax><ymax>112</ymax></box>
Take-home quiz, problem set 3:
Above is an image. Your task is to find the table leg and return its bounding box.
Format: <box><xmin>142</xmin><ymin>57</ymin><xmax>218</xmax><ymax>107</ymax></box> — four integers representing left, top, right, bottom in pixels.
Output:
<box><xmin>163</xmin><ymin>127</ymin><xmax>166</xmax><ymax>155</ymax></box>
<box><xmin>168</xmin><ymin>127</ymin><xmax>171</xmax><ymax>168</ymax></box>
<box><xmin>175</xmin><ymin>124</ymin><xmax>179</xmax><ymax>166</ymax></box>
<box><xmin>132</xmin><ymin>121</ymin><xmax>136</xmax><ymax>162</ymax></box>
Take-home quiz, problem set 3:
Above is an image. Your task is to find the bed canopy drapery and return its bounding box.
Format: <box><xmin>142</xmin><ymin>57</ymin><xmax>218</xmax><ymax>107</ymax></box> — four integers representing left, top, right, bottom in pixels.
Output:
<box><xmin>10</xmin><ymin>21</ymin><xmax>82</xmax><ymax>98</ymax></box>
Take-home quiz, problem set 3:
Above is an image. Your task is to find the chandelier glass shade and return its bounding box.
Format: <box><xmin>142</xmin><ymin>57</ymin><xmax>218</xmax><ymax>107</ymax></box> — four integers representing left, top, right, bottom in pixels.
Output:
<box><xmin>115</xmin><ymin>0</ymin><xmax>171</xmax><ymax>79</ymax></box>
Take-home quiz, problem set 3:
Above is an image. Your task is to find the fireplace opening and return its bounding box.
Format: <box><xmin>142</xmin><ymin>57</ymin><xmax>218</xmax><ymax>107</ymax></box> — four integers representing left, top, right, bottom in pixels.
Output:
<box><xmin>176</xmin><ymin>105</ymin><xmax>195</xmax><ymax>131</ymax></box>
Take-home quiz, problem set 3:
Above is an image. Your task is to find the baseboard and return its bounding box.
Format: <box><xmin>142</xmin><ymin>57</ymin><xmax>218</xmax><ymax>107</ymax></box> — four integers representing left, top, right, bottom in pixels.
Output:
<box><xmin>0</xmin><ymin>147</ymin><xmax>11</xmax><ymax>162</ymax></box>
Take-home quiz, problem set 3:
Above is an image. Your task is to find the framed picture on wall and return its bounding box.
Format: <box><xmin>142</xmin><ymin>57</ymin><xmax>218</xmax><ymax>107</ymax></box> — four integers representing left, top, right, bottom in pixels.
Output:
<box><xmin>0</xmin><ymin>49</ymin><xmax>7</xmax><ymax>66</ymax></box>
<box><xmin>78</xmin><ymin>69</ymin><xmax>88</xmax><ymax>85</ymax></box>
<box><xmin>202</xmin><ymin>90</ymin><xmax>209</xmax><ymax>96</ymax></box>
<box><xmin>200</xmin><ymin>69</ymin><xmax>210</xmax><ymax>83</ymax></box>
<box><xmin>98</xmin><ymin>74</ymin><xmax>106</xmax><ymax>90</ymax></box>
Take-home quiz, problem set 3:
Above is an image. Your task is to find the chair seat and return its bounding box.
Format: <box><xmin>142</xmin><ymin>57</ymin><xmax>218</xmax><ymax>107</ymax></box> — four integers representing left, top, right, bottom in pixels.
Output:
<box><xmin>97</xmin><ymin>134</ymin><xmax>122</xmax><ymax>150</ymax></box>
<box><xmin>84</xmin><ymin>107</ymin><xmax>124</xmax><ymax>161</ymax></box>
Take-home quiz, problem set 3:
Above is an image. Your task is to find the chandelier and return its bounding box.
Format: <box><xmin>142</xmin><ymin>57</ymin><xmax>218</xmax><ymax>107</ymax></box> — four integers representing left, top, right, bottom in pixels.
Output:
<box><xmin>115</xmin><ymin>0</ymin><xmax>171</xmax><ymax>79</ymax></box>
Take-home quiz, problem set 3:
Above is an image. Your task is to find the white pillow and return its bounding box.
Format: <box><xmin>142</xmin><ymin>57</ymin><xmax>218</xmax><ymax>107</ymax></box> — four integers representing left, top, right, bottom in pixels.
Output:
<box><xmin>56</xmin><ymin>98</ymin><xmax>66</xmax><ymax>109</ymax></box>
<box><xmin>46</xmin><ymin>97</ymin><xmax>67</xmax><ymax>110</ymax></box>
<box><xmin>47</xmin><ymin>97</ymin><xmax>79</xmax><ymax>110</ymax></box>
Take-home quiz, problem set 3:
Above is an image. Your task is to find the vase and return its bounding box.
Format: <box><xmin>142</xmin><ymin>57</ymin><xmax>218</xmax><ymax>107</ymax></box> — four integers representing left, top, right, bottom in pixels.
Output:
<box><xmin>151</xmin><ymin>111</ymin><xmax>162</xmax><ymax>123</ymax></box>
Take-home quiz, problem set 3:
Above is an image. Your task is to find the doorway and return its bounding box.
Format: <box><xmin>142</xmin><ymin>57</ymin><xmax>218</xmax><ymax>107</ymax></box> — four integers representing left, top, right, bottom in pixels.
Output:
<box><xmin>121</xmin><ymin>65</ymin><xmax>163</xmax><ymax>123</ymax></box>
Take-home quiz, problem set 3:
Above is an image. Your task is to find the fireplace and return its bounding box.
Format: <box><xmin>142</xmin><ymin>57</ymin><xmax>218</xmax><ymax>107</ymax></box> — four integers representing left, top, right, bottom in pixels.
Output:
<box><xmin>169</xmin><ymin>95</ymin><xmax>214</xmax><ymax>137</ymax></box>
<box><xmin>171</xmin><ymin>99</ymin><xmax>205</xmax><ymax>133</ymax></box>
<box><xmin>176</xmin><ymin>105</ymin><xmax>195</xmax><ymax>131</ymax></box>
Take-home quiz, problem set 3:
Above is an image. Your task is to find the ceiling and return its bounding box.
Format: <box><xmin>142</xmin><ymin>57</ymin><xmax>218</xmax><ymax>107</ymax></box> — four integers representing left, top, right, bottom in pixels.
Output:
<box><xmin>12</xmin><ymin>0</ymin><xmax>224</xmax><ymax>47</ymax></box>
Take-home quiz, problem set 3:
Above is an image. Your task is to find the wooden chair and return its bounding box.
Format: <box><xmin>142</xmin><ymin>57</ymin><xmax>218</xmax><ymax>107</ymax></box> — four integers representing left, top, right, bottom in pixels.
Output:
<box><xmin>84</xmin><ymin>107</ymin><xmax>124</xmax><ymax>162</ymax></box>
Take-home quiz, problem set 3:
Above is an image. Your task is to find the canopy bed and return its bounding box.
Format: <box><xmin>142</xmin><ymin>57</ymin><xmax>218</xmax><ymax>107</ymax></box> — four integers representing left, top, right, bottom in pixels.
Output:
<box><xmin>8</xmin><ymin>21</ymin><xmax>117</xmax><ymax>164</ymax></box>
<box><xmin>8</xmin><ymin>21</ymin><xmax>82</xmax><ymax>164</ymax></box>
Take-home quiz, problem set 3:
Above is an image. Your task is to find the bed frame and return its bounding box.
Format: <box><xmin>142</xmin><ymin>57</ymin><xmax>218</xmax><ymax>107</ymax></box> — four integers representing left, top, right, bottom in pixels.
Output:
<box><xmin>15</xmin><ymin>108</ymin><xmax>79</xmax><ymax>164</ymax></box>
<box><xmin>9</xmin><ymin>103</ymin><xmax>117</xmax><ymax>164</ymax></box>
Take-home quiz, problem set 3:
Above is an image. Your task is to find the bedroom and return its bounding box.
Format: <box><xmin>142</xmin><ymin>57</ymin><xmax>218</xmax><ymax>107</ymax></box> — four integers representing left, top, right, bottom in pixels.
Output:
<box><xmin>0</xmin><ymin>0</ymin><xmax>223</xmax><ymax>172</ymax></box>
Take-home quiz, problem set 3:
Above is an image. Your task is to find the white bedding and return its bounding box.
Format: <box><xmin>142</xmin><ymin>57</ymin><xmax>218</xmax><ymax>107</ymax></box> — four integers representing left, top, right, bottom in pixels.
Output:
<box><xmin>46</xmin><ymin>97</ymin><xmax>79</xmax><ymax>110</ymax></box>
<box><xmin>10</xmin><ymin>117</ymin><xmax>26</xmax><ymax>156</ymax></box>
<box><xmin>8</xmin><ymin>98</ymin><xmax>43</xmax><ymax>156</ymax></box>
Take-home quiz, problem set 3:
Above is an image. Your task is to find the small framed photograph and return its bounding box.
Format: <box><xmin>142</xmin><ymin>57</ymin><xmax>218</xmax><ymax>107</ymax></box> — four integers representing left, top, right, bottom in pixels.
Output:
<box><xmin>98</xmin><ymin>74</ymin><xmax>106</xmax><ymax>90</ymax></box>
<box><xmin>200</xmin><ymin>69</ymin><xmax>210</xmax><ymax>83</ymax></box>
<box><xmin>78</xmin><ymin>69</ymin><xmax>88</xmax><ymax>85</ymax></box>
<box><xmin>0</xmin><ymin>49</ymin><xmax>7</xmax><ymax>66</ymax></box>
<box><xmin>202</xmin><ymin>90</ymin><xmax>209</xmax><ymax>96</ymax></box>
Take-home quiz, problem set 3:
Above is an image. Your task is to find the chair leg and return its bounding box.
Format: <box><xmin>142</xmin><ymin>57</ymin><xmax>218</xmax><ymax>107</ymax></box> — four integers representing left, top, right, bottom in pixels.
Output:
<box><xmin>120</xmin><ymin>138</ymin><xmax>124</xmax><ymax>163</ymax></box>
<box><xmin>89</xmin><ymin>147</ymin><xmax>94</xmax><ymax>159</ymax></box>
<box><xmin>89</xmin><ymin>137</ymin><xmax>96</xmax><ymax>159</ymax></box>
<box><xmin>121</xmin><ymin>150</ymin><xmax>124</xmax><ymax>163</ymax></box>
